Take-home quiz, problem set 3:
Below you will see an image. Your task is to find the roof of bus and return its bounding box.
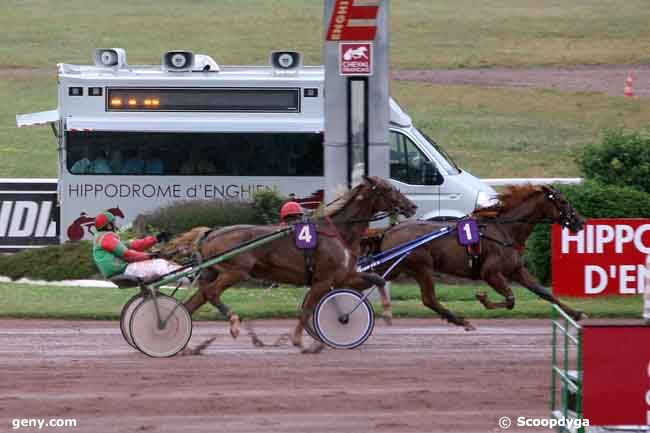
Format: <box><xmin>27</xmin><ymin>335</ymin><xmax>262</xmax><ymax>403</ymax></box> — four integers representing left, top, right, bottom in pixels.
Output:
<box><xmin>57</xmin><ymin>63</ymin><xmax>325</xmax><ymax>83</ymax></box>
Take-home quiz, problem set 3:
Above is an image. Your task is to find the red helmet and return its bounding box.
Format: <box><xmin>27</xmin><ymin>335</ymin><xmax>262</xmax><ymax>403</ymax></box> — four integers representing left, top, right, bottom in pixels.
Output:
<box><xmin>95</xmin><ymin>210</ymin><xmax>116</xmax><ymax>231</ymax></box>
<box><xmin>280</xmin><ymin>201</ymin><xmax>304</xmax><ymax>221</ymax></box>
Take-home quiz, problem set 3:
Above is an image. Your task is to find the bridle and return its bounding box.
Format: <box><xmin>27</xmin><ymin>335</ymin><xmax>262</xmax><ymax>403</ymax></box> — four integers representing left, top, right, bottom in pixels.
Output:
<box><xmin>542</xmin><ymin>187</ymin><xmax>579</xmax><ymax>230</ymax></box>
<box><xmin>347</xmin><ymin>181</ymin><xmax>409</xmax><ymax>224</ymax></box>
<box><xmin>484</xmin><ymin>187</ymin><xmax>577</xmax><ymax>229</ymax></box>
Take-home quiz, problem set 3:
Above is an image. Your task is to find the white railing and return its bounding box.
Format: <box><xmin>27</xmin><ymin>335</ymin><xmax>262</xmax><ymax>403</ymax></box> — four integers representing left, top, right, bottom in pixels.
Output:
<box><xmin>483</xmin><ymin>178</ymin><xmax>582</xmax><ymax>187</ymax></box>
<box><xmin>0</xmin><ymin>177</ymin><xmax>584</xmax><ymax>187</ymax></box>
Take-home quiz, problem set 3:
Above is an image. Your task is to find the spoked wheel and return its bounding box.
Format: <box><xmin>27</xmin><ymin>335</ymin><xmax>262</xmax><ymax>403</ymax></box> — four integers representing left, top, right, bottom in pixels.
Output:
<box><xmin>120</xmin><ymin>293</ymin><xmax>145</xmax><ymax>348</ymax></box>
<box><xmin>313</xmin><ymin>289</ymin><xmax>375</xmax><ymax>350</ymax></box>
<box><xmin>130</xmin><ymin>294</ymin><xmax>192</xmax><ymax>358</ymax></box>
<box><xmin>300</xmin><ymin>292</ymin><xmax>322</xmax><ymax>342</ymax></box>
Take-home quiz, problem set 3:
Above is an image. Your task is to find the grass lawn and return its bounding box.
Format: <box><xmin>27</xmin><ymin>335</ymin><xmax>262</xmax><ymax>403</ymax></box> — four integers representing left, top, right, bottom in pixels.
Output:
<box><xmin>4</xmin><ymin>75</ymin><xmax>649</xmax><ymax>178</ymax></box>
<box><xmin>393</xmin><ymin>82</ymin><xmax>650</xmax><ymax>177</ymax></box>
<box><xmin>0</xmin><ymin>282</ymin><xmax>641</xmax><ymax>321</ymax></box>
<box><xmin>1</xmin><ymin>0</ymin><xmax>649</xmax><ymax>69</ymax></box>
<box><xmin>3</xmin><ymin>0</ymin><xmax>649</xmax><ymax>177</ymax></box>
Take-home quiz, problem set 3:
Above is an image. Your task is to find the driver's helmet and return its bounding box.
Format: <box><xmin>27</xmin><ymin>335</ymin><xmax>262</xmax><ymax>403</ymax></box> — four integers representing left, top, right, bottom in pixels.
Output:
<box><xmin>95</xmin><ymin>210</ymin><xmax>116</xmax><ymax>231</ymax></box>
<box><xmin>280</xmin><ymin>201</ymin><xmax>304</xmax><ymax>222</ymax></box>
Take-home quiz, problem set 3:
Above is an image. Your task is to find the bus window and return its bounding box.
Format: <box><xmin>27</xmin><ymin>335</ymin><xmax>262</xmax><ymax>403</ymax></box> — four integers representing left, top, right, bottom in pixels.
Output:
<box><xmin>65</xmin><ymin>132</ymin><xmax>324</xmax><ymax>176</ymax></box>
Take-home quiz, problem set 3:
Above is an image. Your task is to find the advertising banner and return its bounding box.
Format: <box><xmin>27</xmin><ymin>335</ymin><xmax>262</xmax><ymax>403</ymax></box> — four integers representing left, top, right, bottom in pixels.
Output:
<box><xmin>0</xmin><ymin>180</ymin><xmax>59</xmax><ymax>251</ymax></box>
<box><xmin>583</xmin><ymin>325</ymin><xmax>650</xmax><ymax>425</ymax></box>
<box><xmin>552</xmin><ymin>219</ymin><xmax>650</xmax><ymax>296</ymax></box>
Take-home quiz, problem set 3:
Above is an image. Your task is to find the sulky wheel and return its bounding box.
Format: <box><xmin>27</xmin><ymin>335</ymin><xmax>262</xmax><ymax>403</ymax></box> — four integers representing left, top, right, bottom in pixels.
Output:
<box><xmin>130</xmin><ymin>294</ymin><xmax>192</xmax><ymax>358</ymax></box>
<box><xmin>120</xmin><ymin>293</ymin><xmax>145</xmax><ymax>348</ymax></box>
<box><xmin>313</xmin><ymin>289</ymin><xmax>375</xmax><ymax>350</ymax></box>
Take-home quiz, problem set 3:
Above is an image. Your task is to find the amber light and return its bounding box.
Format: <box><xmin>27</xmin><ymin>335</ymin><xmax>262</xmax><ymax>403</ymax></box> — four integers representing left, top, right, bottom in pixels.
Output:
<box><xmin>144</xmin><ymin>99</ymin><xmax>152</xmax><ymax>106</ymax></box>
<box><xmin>151</xmin><ymin>99</ymin><xmax>160</xmax><ymax>106</ymax></box>
<box><xmin>110</xmin><ymin>98</ymin><xmax>123</xmax><ymax>106</ymax></box>
<box><xmin>127</xmin><ymin>98</ymin><xmax>137</xmax><ymax>106</ymax></box>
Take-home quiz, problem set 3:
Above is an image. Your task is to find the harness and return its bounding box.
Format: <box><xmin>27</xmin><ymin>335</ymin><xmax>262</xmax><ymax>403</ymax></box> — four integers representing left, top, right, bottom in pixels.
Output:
<box><xmin>465</xmin><ymin>187</ymin><xmax>573</xmax><ymax>279</ymax></box>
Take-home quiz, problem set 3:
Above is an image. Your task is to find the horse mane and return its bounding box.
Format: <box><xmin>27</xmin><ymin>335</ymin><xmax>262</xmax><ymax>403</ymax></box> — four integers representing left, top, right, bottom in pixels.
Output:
<box><xmin>160</xmin><ymin>226</ymin><xmax>211</xmax><ymax>261</ymax></box>
<box><xmin>312</xmin><ymin>183</ymin><xmax>364</xmax><ymax>218</ymax></box>
<box><xmin>472</xmin><ymin>184</ymin><xmax>544</xmax><ymax>218</ymax></box>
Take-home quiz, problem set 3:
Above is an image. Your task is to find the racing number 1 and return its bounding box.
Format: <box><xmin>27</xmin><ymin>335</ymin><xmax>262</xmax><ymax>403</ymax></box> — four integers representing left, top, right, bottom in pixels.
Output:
<box><xmin>463</xmin><ymin>223</ymin><xmax>473</xmax><ymax>241</ymax></box>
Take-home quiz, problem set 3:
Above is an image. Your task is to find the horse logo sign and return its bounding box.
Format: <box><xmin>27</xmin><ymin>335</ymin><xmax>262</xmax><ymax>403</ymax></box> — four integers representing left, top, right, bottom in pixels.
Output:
<box><xmin>340</xmin><ymin>42</ymin><xmax>373</xmax><ymax>76</ymax></box>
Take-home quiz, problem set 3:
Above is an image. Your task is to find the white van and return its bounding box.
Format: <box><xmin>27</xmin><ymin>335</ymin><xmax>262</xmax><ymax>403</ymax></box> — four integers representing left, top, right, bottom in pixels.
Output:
<box><xmin>17</xmin><ymin>49</ymin><xmax>496</xmax><ymax>241</ymax></box>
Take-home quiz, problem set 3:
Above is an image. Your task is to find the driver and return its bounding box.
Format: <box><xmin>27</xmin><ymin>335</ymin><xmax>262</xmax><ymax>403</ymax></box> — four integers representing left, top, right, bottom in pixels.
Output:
<box><xmin>92</xmin><ymin>210</ymin><xmax>179</xmax><ymax>282</ymax></box>
<box><xmin>279</xmin><ymin>201</ymin><xmax>304</xmax><ymax>224</ymax></box>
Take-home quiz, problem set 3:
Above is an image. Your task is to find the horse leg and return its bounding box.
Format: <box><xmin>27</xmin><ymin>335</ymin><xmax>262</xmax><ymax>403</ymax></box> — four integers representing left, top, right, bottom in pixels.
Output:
<box><xmin>292</xmin><ymin>280</ymin><xmax>332</xmax><ymax>352</ymax></box>
<box><xmin>199</xmin><ymin>270</ymin><xmax>247</xmax><ymax>339</ymax></box>
<box><xmin>511</xmin><ymin>266</ymin><xmax>586</xmax><ymax>321</ymax></box>
<box><xmin>346</xmin><ymin>272</ymin><xmax>392</xmax><ymax>325</ymax></box>
<box><xmin>476</xmin><ymin>268</ymin><xmax>515</xmax><ymax>310</ymax></box>
<box><xmin>413</xmin><ymin>267</ymin><xmax>474</xmax><ymax>331</ymax></box>
<box><xmin>184</xmin><ymin>269</ymin><xmax>236</xmax><ymax>323</ymax></box>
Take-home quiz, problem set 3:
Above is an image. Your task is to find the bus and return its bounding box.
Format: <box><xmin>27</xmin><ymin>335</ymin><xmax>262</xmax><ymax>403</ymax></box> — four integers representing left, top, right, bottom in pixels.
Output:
<box><xmin>17</xmin><ymin>48</ymin><xmax>495</xmax><ymax>242</ymax></box>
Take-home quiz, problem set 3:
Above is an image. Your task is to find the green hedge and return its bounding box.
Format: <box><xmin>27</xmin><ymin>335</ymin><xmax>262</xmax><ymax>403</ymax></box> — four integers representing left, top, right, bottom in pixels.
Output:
<box><xmin>132</xmin><ymin>189</ymin><xmax>287</xmax><ymax>235</ymax></box>
<box><xmin>0</xmin><ymin>190</ymin><xmax>289</xmax><ymax>281</ymax></box>
<box><xmin>526</xmin><ymin>181</ymin><xmax>650</xmax><ymax>284</ymax></box>
<box><xmin>0</xmin><ymin>241</ymin><xmax>97</xmax><ymax>281</ymax></box>
<box><xmin>578</xmin><ymin>129</ymin><xmax>650</xmax><ymax>193</ymax></box>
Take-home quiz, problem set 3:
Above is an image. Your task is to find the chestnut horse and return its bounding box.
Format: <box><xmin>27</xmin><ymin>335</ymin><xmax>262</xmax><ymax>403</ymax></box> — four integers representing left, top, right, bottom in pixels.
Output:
<box><xmin>183</xmin><ymin>176</ymin><xmax>417</xmax><ymax>348</ymax></box>
<box><xmin>362</xmin><ymin>184</ymin><xmax>585</xmax><ymax>330</ymax></box>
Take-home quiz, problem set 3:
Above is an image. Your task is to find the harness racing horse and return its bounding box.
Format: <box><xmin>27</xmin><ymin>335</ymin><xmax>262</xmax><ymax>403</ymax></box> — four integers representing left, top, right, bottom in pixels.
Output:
<box><xmin>183</xmin><ymin>176</ymin><xmax>417</xmax><ymax>349</ymax></box>
<box><xmin>362</xmin><ymin>184</ymin><xmax>585</xmax><ymax>330</ymax></box>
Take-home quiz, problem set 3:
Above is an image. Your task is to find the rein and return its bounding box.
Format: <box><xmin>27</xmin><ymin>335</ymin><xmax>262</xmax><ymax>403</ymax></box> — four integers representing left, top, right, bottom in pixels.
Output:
<box><xmin>316</xmin><ymin>180</ymin><xmax>402</xmax><ymax>242</ymax></box>
<box><xmin>321</xmin><ymin>215</ymin><xmax>350</xmax><ymax>248</ymax></box>
<box><xmin>346</xmin><ymin>210</ymin><xmax>395</xmax><ymax>224</ymax></box>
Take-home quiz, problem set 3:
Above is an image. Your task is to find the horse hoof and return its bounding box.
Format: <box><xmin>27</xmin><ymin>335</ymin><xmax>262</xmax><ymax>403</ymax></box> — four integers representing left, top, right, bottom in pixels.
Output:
<box><xmin>180</xmin><ymin>337</ymin><xmax>217</xmax><ymax>356</ymax></box>
<box><xmin>463</xmin><ymin>323</ymin><xmax>476</xmax><ymax>332</ymax></box>
<box><xmin>229</xmin><ymin>315</ymin><xmax>240</xmax><ymax>339</ymax></box>
<box><xmin>290</xmin><ymin>335</ymin><xmax>303</xmax><ymax>348</ymax></box>
<box><xmin>381</xmin><ymin>312</ymin><xmax>393</xmax><ymax>326</ymax></box>
<box><xmin>575</xmin><ymin>312</ymin><xmax>588</xmax><ymax>321</ymax></box>
<box><xmin>301</xmin><ymin>342</ymin><xmax>325</xmax><ymax>354</ymax></box>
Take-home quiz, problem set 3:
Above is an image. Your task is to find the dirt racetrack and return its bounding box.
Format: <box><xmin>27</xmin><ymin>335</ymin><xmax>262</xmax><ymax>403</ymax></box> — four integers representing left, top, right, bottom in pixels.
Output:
<box><xmin>0</xmin><ymin>318</ymin><xmax>562</xmax><ymax>433</ymax></box>
<box><xmin>393</xmin><ymin>64</ymin><xmax>650</xmax><ymax>97</ymax></box>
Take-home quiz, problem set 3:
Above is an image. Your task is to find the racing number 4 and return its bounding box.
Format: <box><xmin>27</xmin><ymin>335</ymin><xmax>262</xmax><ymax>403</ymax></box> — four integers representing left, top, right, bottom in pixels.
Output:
<box><xmin>298</xmin><ymin>225</ymin><xmax>312</xmax><ymax>243</ymax></box>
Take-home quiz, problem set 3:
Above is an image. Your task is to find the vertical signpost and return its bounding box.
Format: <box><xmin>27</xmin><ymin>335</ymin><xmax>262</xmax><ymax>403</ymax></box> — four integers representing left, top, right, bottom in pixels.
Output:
<box><xmin>323</xmin><ymin>0</ymin><xmax>389</xmax><ymax>197</ymax></box>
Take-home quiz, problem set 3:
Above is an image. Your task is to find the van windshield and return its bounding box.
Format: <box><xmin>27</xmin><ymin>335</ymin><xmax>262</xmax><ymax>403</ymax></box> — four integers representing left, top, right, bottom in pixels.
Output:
<box><xmin>416</xmin><ymin>129</ymin><xmax>460</xmax><ymax>175</ymax></box>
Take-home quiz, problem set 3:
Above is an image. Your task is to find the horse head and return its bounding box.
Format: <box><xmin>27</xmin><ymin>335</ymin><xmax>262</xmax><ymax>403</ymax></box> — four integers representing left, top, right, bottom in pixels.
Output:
<box><xmin>540</xmin><ymin>185</ymin><xmax>585</xmax><ymax>232</ymax></box>
<box><xmin>362</xmin><ymin>175</ymin><xmax>417</xmax><ymax>218</ymax></box>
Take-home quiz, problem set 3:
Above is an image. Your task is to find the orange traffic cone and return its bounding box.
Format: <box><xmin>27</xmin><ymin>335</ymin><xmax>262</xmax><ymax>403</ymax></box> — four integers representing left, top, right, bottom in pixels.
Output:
<box><xmin>624</xmin><ymin>74</ymin><xmax>635</xmax><ymax>97</ymax></box>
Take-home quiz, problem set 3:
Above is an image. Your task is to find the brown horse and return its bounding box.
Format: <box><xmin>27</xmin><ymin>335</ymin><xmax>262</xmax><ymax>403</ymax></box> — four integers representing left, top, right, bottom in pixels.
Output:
<box><xmin>183</xmin><ymin>176</ymin><xmax>417</xmax><ymax>348</ymax></box>
<box><xmin>362</xmin><ymin>184</ymin><xmax>585</xmax><ymax>330</ymax></box>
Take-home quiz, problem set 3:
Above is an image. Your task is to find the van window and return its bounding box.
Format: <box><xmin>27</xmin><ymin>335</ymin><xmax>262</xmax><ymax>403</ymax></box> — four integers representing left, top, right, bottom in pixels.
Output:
<box><xmin>416</xmin><ymin>129</ymin><xmax>460</xmax><ymax>175</ymax></box>
<box><xmin>389</xmin><ymin>131</ymin><xmax>439</xmax><ymax>185</ymax></box>
<box><xmin>65</xmin><ymin>131</ymin><xmax>324</xmax><ymax>176</ymax></box>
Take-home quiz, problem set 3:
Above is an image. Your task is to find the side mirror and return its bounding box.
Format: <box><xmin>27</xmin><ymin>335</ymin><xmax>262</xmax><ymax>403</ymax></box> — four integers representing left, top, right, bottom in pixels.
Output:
<box><xmin>423</xmin><ymin>162</ymin><xmax>443</xmax><ymax>185</ymax></box>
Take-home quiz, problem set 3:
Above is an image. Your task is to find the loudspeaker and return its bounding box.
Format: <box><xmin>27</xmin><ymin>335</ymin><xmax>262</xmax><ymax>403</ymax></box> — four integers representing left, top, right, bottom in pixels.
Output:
<box><xmin>270</xmin><ymin>51</ymin><xmax>303</xmax><ymax>72</ymax></box>
<box><xmin>94</xmin><ymin>48</ymin><xmax>127</xmax><ymax>68</ymax></box>
<box><xmin>162</xmin><ymin>51</ymin><xmax>194</xmax><ymax>72</ymax></box>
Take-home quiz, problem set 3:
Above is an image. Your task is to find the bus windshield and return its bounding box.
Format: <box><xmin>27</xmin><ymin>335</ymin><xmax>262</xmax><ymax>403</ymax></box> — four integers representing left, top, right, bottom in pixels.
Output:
<box><xmin>65</xmin><ymin>131</ymin><xmax>324</xmax><ymax>177</ymax></box>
